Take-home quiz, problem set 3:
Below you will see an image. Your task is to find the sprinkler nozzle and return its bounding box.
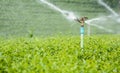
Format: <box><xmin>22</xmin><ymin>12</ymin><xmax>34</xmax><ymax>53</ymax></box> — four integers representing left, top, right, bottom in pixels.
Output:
<box><xmin>75</xmin><ymin>17</ymin><xmax>88</xmax><ymax>23</ymax></box>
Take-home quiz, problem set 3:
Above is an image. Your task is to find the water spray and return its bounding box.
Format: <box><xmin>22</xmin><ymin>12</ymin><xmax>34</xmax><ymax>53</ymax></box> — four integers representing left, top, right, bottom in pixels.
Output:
<box><xmin>85</xmin><ymin>16</ymin><xmax>114</xmax><ymax>33</ymax></box>
<box><xmin>98</xmin><ymin>0</ymin><xmax>120</xmax><ymax>23</ymax></box>
<box><xmin>40</xmin><ymin>0</ymin><xmax>115</xmax><ymax>33</ymax></box>
<box><xmin>98</xmin><ymin>0</ymin><xmax>119</xmax><ymax>17</ymax></box>
<box><xmin>75</xmin><ymin>17</ymin><xmax>88</xmax><ymax>48</ymax></box>
<box><xmin>40</xmin><ymin>0</ymin><xmax>77</xmax><ymax>21</ymax></box>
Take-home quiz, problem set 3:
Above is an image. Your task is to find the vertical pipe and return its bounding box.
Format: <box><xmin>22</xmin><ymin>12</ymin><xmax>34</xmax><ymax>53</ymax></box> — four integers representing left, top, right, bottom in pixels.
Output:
<box><xmin>81</xmin><ymin>34</ymin><xmax>84</xmax><ymax>48</ymax></box>
<box><xmin>80</xmin><ymin>26</ymin><xmax>84</xmax><ymax>48</ymax></box>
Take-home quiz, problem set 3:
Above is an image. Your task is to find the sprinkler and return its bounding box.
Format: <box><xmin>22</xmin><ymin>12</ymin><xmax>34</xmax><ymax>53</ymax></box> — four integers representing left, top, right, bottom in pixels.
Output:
<box><xmin>75</xmin><ymin>17</ymin><xmax>88</xmax><ymax>48</ymax></box>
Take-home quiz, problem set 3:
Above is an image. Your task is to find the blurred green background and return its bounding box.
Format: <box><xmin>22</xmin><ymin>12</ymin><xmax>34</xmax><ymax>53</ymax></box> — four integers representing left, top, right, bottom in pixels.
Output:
<box><xmin>0</xmin><ymin>0</ymin><xmax>119</xmax><ymax>37</ymax></box>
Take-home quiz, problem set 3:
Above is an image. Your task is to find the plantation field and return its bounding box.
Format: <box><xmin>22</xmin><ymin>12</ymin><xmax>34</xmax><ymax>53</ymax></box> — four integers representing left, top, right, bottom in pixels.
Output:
<box><xmin>0</xmin><ymin>35</ymin><xmax>120</xmax><ymax>73</ymax></box>
<box><xmin>0</xmin><ymin>0</ymin><xmax>120</xmax><ymax>73</ymax></box>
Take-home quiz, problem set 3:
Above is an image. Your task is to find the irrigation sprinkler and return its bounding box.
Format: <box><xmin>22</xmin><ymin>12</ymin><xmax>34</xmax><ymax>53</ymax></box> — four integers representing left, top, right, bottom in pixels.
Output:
<box><xmin>75</xmin><ymin>17</ymin><xmax>88</xmax><ymax>48</ymax></box>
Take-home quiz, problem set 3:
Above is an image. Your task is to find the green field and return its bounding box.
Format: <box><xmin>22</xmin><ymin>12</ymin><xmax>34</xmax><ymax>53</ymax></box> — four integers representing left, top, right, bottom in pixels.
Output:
<box><xmin>0</xmin><ymin>0</ymin><xmax>120</xmax><ymax>73</ymax></box>
<box><xmin>0</xmin><ymin>35</ymin><xmax>120</xmax><ymax>73</ymax></box>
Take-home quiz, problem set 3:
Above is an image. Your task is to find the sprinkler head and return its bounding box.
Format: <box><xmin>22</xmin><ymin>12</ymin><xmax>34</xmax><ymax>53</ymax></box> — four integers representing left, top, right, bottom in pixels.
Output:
<box><xmin>75</xmin><ymin>17</ymin><xmax>88</xmax><ymax>23</ymax></box>
<box><xmin>74</xmin><ymin>17</ymin><xmax>88</xmax><ymax>26</ymax></box>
